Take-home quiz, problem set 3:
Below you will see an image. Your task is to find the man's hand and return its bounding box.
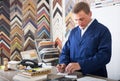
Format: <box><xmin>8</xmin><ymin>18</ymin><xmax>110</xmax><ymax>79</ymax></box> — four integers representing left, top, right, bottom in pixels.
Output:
<box><xmin>56</xmin><ymin>64</ymin><xmax>66</xmax><ymax>73</ymax></box>
<box><xmin>65</xmin><ymin>63</ymin><xmax>81</xmax><ymax>74</ymax></box>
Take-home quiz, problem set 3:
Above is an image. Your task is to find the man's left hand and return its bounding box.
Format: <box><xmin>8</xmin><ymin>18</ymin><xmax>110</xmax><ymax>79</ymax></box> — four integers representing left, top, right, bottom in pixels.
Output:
<box><xmin>65</xmin><ymin>63</ymin><xmax>81</xmax><ymax>74</ymax></box>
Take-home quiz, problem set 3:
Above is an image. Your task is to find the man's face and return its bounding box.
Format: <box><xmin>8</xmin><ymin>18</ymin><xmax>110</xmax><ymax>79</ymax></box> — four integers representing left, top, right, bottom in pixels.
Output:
<box><xmin>73</xmin><ymin>10</ymin><xmax>92</xmax><ymax>29</ymax></box>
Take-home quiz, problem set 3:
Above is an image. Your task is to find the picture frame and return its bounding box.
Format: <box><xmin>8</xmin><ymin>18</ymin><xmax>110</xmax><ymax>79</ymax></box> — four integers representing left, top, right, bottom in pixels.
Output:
<box><xmin>20</xmin><ymin>49</ymin><xmax>40</xmax><ymax>63</ymax></box>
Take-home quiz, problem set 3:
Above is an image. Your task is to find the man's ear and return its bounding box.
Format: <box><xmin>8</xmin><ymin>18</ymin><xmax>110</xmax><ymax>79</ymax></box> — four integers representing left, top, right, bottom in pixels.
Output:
<box><xmin>89</xmin><ymin>11</ymin><xmax>92</xmax><ymax>17</ymax></box>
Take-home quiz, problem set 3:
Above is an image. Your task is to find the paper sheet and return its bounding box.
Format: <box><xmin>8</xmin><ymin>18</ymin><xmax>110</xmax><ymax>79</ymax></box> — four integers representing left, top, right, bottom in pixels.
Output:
<box><xmin>57</xmin><ymin>72</ymin><xmax>77</xmax><ymax>79</ymax></box>
<box><xmin>77</xmin><ymin>76</ymin><xmax>106</xmax><ymax>81</ymax></box>
<box><xmin>57</xmin><ymin>72</ymin><xmax>68</xmax><ymax>76</ymax></box>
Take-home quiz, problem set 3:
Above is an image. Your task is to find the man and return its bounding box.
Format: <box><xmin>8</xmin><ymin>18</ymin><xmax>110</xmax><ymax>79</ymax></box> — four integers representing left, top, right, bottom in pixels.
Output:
<box><xmin>56</xmin><ymin>2</ymin><xmax>112</xmax><ymax>77</ymax></box>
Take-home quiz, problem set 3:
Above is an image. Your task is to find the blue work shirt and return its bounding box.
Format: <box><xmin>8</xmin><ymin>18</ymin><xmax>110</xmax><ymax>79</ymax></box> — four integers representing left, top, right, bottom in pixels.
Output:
<box><xmin>59</xmin><ymin>19</ymin><xmax>112</xmax><ymax>77</ymax></box>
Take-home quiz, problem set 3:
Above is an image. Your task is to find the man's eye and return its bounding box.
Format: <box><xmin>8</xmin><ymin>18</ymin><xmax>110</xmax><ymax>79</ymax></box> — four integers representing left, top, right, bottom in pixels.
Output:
<box><xmin>79</xmin><ymin>18</ymin><xmax>84</xmax><ymax>21</ymax></box>
<box><xmin>75</xmin><ymin>18</ymin><xmax>84</xmax><ymax>21</ymax></box>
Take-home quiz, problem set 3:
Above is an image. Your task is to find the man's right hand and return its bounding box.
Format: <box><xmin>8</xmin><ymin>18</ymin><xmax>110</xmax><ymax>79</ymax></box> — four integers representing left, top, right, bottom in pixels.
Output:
<box><xmin>56</xmin><ymin>64</ymin><xmax>66</xmax><ymax>73</ymax></box>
